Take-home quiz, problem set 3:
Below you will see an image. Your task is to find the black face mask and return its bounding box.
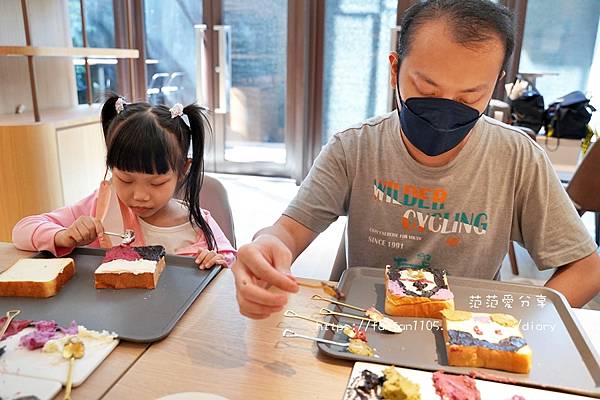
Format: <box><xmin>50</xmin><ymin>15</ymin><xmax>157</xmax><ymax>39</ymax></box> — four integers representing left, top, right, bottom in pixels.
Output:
<box><xmin>396</xmin><ymin>78</ymin><xmax>482</xmax><ymax>156</ymax></box>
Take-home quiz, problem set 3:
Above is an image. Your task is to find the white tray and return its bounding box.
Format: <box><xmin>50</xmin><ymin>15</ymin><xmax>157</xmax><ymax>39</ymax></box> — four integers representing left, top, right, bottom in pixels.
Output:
<box><xmin>345</xmin><ymin>362</ymin><xmax>596</xmax><ymax>399</ymax></box>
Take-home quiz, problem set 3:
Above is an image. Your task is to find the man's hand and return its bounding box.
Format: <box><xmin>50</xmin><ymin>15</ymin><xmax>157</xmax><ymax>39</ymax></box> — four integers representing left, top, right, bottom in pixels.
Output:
<box><xmin>232</xmin><ymin>234</ymin><xmax>299</xmax><ymax>319</ymax></box>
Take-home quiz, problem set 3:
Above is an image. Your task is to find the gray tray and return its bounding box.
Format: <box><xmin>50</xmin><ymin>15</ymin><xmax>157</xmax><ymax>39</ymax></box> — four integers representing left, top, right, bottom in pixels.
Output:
<box><xmin>0</xmin><ymin>247</ymin><xmax>221</xmax><ymax>342</ymax></box>
<box><xmin>317</xmin><ymin>267</ymin><xmax>600</xmax><ymax>398</ymax></box>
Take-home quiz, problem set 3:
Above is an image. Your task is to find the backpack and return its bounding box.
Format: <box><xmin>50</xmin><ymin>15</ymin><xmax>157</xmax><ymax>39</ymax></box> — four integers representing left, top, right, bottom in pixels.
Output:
<box><xmin>509</xmin><ymin>80</ymin><xmax>545</xmax><ymax>134</ymax></box>
<box><xmin>543</xmin><ymin>91</ymin><xmax>596</xmax><ymax>140</ymax></box>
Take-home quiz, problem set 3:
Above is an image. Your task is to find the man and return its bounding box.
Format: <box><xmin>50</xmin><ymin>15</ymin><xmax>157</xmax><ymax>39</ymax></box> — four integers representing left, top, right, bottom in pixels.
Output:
<box><xmin>232</xmin><ymin>0</ymin><xmax>600</xmax><ymax>319</ymax></box>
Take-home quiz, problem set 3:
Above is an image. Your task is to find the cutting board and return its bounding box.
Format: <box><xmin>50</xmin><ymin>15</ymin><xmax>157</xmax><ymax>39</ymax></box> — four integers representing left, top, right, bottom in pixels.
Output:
<box><xmin>0</xmin><ymin>327</ymin><xmax>118</xmax><ymax>386</ymax></box>
<box><xmin>0</xmin><ymin>374</ymin><xmax>62</xmax><ymax>400</ymax></box>
<box><xmin>345</xmin><ymin>362</ymin><xmax>596</xmax><ymax>399</ymax></box>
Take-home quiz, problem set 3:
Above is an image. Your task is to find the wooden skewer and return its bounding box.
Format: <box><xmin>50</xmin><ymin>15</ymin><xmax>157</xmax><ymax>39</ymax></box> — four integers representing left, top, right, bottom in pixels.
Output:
<box><xmin>296</xmin><ymin>281</ymin><xmax>322</xmax><ymax>289</ymax></box>
<box><xmin>296</xmin><ymin>281</ymin><xmax>346</xmax><ymax>300</ymax></box>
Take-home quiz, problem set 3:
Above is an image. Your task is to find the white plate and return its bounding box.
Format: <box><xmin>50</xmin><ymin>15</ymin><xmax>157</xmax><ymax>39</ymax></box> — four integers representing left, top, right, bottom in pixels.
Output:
<box><xmin>156</xmin><ymin>393</ymin><xmax>230</xmax><ymax>400</ymax></box>
<box><xmin>0</xmin><ymin>327</ymin><xmax>119</xmax><ymax>386</ymax></box>
<box><xmin>345</xmin><ymin>362</ymin><xmax>595</xmax><ymax>399</ymax></box>
<box><xmin>0</xmin><ymin>373</ymin><xmax>62</xmax><ymax>400</ymax></box>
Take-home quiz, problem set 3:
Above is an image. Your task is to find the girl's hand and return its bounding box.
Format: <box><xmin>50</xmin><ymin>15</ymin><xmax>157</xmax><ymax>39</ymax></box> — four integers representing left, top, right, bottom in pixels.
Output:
<box><xmin>195</xmin><ymin>248</ymin><xmax>226</xmax><ymax>269</ymax></box>
<box><xmin>54</xmin><ymin>216</ymin><xmax>104</xmax><ymax>248</ymax></box>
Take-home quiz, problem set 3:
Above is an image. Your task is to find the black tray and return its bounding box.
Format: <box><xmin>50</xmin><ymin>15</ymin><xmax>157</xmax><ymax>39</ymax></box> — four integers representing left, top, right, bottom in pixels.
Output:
<box><xmin>0</xmin><ymin>247</ymin><xmax>221</xmax><ymax>342</ymax></box>
<box><xmin>317</xmin><ymin>267</ymin><xmax>600</xmax><ymax>398</ymax></box>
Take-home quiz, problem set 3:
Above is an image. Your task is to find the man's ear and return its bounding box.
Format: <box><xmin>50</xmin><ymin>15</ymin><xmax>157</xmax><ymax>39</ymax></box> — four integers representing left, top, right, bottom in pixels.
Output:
<box><xmin>389</xmin><ymin>52</ymin><xmax>401</xmax><ymax>88</ymax></box>
<box><xmin>184</xmin><ymin>158</ymin><xmax>192</xmax><ymax>174</ymax></box>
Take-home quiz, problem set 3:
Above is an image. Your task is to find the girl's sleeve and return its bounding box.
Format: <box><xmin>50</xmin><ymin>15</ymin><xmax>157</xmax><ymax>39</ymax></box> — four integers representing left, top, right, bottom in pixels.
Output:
<box><xmin>205</xmin><ymin>210</ymin><xmax>237</xmax><ymax>267</ymax></box>
<box><xmin>11</xmin><ymin>191</ymin><xmax>98</xmax><ymax>256</ymax></box>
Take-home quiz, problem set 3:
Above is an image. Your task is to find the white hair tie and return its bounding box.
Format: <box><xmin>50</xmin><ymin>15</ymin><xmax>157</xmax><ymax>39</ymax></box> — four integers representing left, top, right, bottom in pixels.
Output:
<box><xmin>115</xmin><ymin>97</ymin><xmax>127</xmax><ymax>114</ymax></box>
<box><xmin>169</xmin><ymin>103</ymin><xmax>191</xmax><ymax>129</ymax></box>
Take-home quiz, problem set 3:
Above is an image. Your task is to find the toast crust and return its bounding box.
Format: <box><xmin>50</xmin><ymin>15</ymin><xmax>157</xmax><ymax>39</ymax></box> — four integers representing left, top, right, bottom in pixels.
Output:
<box><xmin>95</xmin><ymin>257</ymin><xmax>165</xmax><ymax>289</ymax></box>
<box><xmin>441</xmin><ymin>315</ymin><xmax>532</xmax><ymax>374</ymax></box>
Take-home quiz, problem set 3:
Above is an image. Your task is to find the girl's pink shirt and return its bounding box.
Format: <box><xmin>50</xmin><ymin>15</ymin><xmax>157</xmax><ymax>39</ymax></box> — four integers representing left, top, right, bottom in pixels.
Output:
<box><xmin>12</xmin><ymin>190</ymin><xmax>237</xmax><ymax>266</ymax></box>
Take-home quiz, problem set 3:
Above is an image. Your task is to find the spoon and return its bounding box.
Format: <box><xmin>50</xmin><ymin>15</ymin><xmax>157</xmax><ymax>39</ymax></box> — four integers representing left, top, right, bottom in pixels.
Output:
<box><xmin>283</xmin><ymin>309</ymin><xmax>349</xmax><ymax>330</ymax></box>
<box><xmin>281</xmin><ymin>329</ymin><xmax>349</xmax><ymax>347</ymax></box>
<box><xmin>319</xmin><ymin>308</ymin><xmax>403</xmax><ymax>333</ymax></box>
<box><xmin>103</xmin><ymin>229</ymin><xmax>135</xmax><ymax>245</ymax></box>
<box><xmin>311</xmin><ymin>294</ymin><xmax>367</xmax><ymax>312</ymax></box>
<box><xmin>0</xmin><ymin>310</ymin><xmax>21</xmax><ymax>340</ymax></box>
<box><xmin>62</xmin><ymin>337</ymin><xmax>85</xmax><ymax>400</ymax></box>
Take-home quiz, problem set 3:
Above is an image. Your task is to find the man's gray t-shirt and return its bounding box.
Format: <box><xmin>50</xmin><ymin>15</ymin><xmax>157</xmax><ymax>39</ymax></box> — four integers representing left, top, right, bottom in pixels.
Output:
<box><xmin>284</xmin><ymin>112</ymin><xmax>597</xmax><ymax>279</ymax></box>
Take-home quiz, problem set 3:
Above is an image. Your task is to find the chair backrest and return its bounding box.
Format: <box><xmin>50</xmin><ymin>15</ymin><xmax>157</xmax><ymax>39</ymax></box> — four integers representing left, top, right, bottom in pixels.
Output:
<box><xmin>199</xmin><ymin>175</ymin><xmax>236</xmax><ymax>248</ymax></box>
<box><xmin>566</xmin><ymin>141</ymin><xmax>600</xmax><ymax>213</ymax></box>
<box><xmin>329</xmin><ymin>225</ymin><xmax>347</xmax><ymax>281</ymax></box>
<box><xmin>515</xmin><ymin>126</ymin><xmax>537</xmax><ymax>141</ymax></box>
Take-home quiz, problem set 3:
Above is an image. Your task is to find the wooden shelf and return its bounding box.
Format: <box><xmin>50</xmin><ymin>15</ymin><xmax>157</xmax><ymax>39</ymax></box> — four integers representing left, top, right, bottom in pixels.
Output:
<box><xmin>0</xmin><ymin>46</ymin><xmax>139</xmax><ymax>59</ymax></box>
<box><xmin>0</xmin><ymin>105</ymin><xmax>101</xmax><ymax>127</ymax></box>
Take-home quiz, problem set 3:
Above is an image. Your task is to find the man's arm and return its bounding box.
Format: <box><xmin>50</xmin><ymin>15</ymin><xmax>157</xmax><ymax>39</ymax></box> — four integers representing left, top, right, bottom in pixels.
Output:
<box><xmin>545</xmin><ymin>251</ymin><xmax>600</xmax><ymax>308</ymax></box>
<box><xmin>252</xmin><ymin>215</ymin><xmax>319</xmax><ymax>263</ymax></box>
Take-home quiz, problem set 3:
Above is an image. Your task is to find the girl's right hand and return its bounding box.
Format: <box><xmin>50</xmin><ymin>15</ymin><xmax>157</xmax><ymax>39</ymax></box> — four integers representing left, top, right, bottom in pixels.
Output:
<box><xmin>54</xmin><ymin>216</ymin><xmax>105</xmax><ymax>248</ymax></box>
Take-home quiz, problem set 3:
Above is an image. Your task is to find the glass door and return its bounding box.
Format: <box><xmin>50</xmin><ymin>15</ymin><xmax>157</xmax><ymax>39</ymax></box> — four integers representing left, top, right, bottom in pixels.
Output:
<box><xmin>143</xmin><ymin>0</ymin><xmax>203</xmax><ymax>106</ymax></box>
<box><xmin>204</xmin><ymin>0</ymin><xmax>291</xmax><ymax>176</ymax></box>
<box><xmin>321</xmin><ymin>0</ymin><xmax>399</xmax><ymax>145</ymax></box>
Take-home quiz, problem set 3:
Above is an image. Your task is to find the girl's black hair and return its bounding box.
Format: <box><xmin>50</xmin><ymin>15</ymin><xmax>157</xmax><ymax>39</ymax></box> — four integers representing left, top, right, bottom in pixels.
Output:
<box><xmin>101</xmin><ymin>94</ymin><xmax>217</xmax><ymax>251</ymax></box>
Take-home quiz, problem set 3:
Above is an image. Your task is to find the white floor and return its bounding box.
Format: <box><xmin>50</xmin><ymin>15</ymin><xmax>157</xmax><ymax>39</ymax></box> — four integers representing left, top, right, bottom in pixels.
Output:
<box><xmin>212</xmin><ymin>173</ymin><xmax>600</xmax><ymax>310</ymax></box>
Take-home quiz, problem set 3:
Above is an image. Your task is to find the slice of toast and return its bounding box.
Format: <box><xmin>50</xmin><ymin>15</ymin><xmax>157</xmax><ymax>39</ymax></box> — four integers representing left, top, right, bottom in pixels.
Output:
<box><xmin>0</xmin><ymin>258</ymin><xmax>75</xmax><ymax>298</ymax></box>
<box><xmin>94</xmin><ymin>245</ymin><xmax>166</xmax><ymax>289</ymax></box>
<box><xmin>384</xmin><ymin>265</ymin><xmax>454</xmax><ymax>318</ymax></box>
<box><xmin>441</xmin><ymin>310</ymin><xmax>532</xmax><ymax>374</ymax></box>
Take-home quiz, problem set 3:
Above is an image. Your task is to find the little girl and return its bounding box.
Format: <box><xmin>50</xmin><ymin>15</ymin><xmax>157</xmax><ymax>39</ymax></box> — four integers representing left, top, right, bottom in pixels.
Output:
<box><xmin>12</xmin><ymin>95</ymin><xmax>236</xmax><ymax>269</ymax></box>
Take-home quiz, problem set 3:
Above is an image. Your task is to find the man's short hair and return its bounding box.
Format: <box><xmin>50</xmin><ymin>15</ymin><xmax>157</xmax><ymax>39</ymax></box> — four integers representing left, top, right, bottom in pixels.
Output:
<box><xmin>398</xmin><ymin>0</ymin><xmax>515</xmax><ymax>71</ymax></box>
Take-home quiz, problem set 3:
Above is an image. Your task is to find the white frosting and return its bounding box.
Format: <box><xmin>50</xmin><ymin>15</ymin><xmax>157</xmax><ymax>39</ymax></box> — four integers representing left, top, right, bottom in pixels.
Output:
<box><xmin>42</xmin><ymin>326</ymin><xmax>117</xmax><ymax>353</ymax></box>
<box><xmin>446</xmin><ymin>313</ymin><xmax>523</xmax><ymax>342</ymax></box>
<box><xmin>95</xmin><ymin>259</ymin><xmax>157</xmax><ymax>275</ymax></box>
<box><xmin>0</xmin><ymin>258</ymin><xmax>72</xmax><ymax>282</ymax></box>
<box><xmin>399</xmin><ymin>270</ymin><xmax>437</xmax><ymax>294</ymax></box>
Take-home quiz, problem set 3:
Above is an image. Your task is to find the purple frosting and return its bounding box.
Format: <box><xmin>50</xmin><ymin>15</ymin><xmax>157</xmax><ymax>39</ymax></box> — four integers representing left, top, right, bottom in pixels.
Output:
<box><xmin>19</xmin><ymin>320</ymin><xmax>79</xmax><ymax>350</ymax></box>
<box><xmin>387</xmin><ymin>280</ymin><xmax>406</xmax><ymax>296</ymax></box>
<box><xmin>430</xmin><ymin>288</ymin><xmax>454</xmax><ymax>300</ymax></box>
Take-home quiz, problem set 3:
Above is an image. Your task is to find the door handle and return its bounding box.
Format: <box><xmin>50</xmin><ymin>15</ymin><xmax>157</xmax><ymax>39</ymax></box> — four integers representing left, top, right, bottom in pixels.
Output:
<box><xmin>214</xmin><ymin>25</ymin><xmax>231</xmax><ymax>114</ymax></box>
<box><xmin>194</xmin><ymin>24</ymin><xmax>208</xmax><ymax>107</ymax></box>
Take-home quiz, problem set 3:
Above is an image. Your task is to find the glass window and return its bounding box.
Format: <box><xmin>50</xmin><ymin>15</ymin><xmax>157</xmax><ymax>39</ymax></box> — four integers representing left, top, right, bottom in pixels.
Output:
<box><xmin>143</xmin><ymin>0</ymin><xmax>203</xmax><ymax>105</ymax></box>
<box><xmin>519</xmin><ymin>0</ymin><xmax>600</xmax><ymax>130</ymax></box>
<box><xmin>322</xmin><ymin>0</ymin><xmax>398</xmax><ymax>144</ymax></box>
<box><xmin>68</xmin><ymin>0</ymin><xmax>118</xmax><ymax>104</ymax></box>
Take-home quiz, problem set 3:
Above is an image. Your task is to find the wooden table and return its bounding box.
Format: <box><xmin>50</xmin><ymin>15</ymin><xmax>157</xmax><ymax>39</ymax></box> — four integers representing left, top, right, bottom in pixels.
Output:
<box><xmin>0</xmin><ymin>243</ymin><xmax>150</xmax><ymax>400</ymax></box>
<box><xmin>102</xmin><ymin>271</ymin><xmax>354</xmax><ymax>400</ymax></box>
<box><xmin>1</xmin><ymin>243</ymin><xmax>599</xmax><ymax>399</ymax></box>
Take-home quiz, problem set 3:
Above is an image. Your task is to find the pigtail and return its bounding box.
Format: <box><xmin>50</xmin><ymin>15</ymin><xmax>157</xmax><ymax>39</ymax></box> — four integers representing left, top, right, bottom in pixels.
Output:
<box><xmin>101</xmin><ymin>94</ymin><xmax>123</xmax><ymax>140</ymax></box>
<box><xmin>181</xmin><ymin>104</ymin><xmax>217</xmax><ymax>251</ymax></box>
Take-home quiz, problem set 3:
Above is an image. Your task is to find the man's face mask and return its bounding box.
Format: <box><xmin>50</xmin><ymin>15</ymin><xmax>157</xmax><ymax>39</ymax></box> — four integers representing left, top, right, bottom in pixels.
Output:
<box><xmin>395</xmin><ymin>73</ymin><xmax>483</xmax><ymax>157</ymax></box>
